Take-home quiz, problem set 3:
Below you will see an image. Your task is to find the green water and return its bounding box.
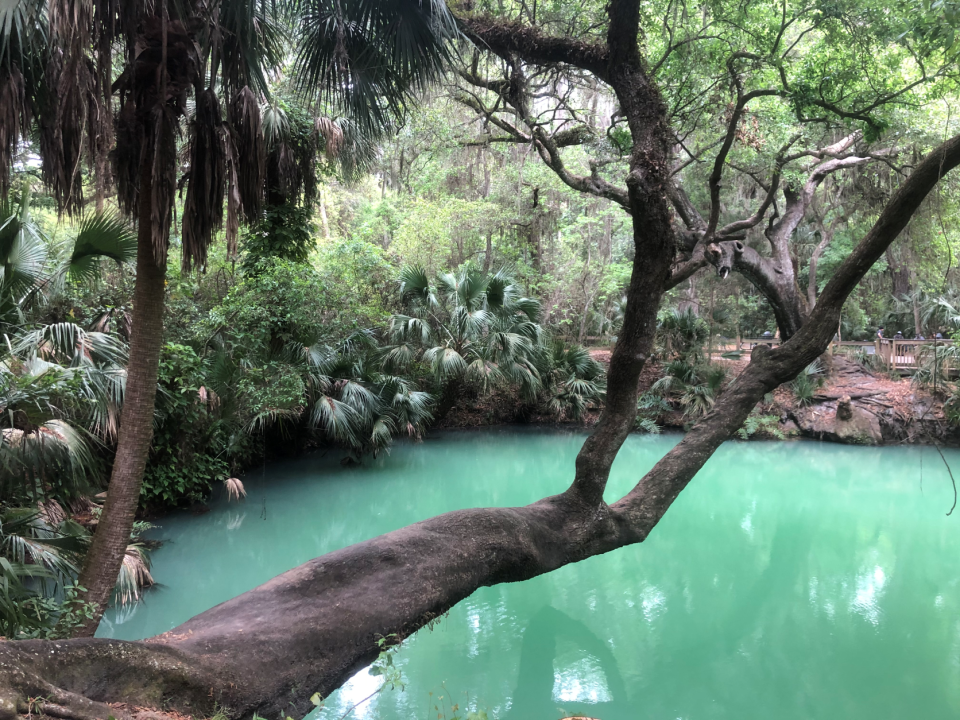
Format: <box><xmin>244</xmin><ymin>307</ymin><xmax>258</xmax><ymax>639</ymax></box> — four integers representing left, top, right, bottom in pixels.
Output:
<box><xmin>99</xmin><ymin>429</ymin><xmax>960</xmax><ymax>720</ymax></box>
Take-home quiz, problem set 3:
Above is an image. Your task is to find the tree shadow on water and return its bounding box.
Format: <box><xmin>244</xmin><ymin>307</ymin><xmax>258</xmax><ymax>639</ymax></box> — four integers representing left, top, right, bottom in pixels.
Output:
<box><xmin>504</xmin><ymin>605</ymin><xmax>632</xmax><ymax>720</ymax></box>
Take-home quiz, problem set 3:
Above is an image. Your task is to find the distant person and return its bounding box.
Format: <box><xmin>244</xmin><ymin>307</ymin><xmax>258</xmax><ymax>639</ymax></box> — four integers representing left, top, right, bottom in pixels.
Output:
<box><xmin>915</xmin><ymin>333</ymin><xmax>925</xmax><ymax>340</ymax></box>
<box><xmin>936</xmin><ymin>333</ymin><xmax>944</xmax><ymax>340</ymax></box>
<box><xmin>761</xmin><ymin>330</ymin><xmax>773</xmax><ymax>338</ymax></box>
<box><xmin>877</xmin><ymin>326</ymin><xmax>885</xmax><ymax>339</ymax></box>
<box><xmin>893</xmin><ymin>331</ymin><xmax>904</xmax><ymax>340</ymax></box>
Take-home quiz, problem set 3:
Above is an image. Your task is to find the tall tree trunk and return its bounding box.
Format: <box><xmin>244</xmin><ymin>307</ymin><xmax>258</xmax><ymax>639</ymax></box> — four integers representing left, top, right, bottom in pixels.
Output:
<box><xmin>74</xmin><ymin>158</ymin><xmax>167</xmax><ymax>636</ymax></box>
<box><xmin>913</xmin><ymin>277</ymin><xmax>922</xmax><ymax>336</ymax></box>
<box><xmin>886</xmin><ymin>247</ymin><xmax>910</xmax><ymax>297</ymax></box>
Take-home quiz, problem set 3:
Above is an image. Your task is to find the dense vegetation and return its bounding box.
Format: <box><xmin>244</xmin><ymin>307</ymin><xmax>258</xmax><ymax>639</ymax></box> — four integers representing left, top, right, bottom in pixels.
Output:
<box><xmin>4</xmin><ymin>0</ymin><xmax>960</xmax><ymax>713</ymax></box>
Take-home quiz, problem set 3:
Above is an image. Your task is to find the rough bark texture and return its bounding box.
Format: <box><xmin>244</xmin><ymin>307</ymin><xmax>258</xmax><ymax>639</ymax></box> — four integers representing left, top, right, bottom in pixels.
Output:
<box><xmin>74</xmin><ymin>159</ymin><xmax>168</xmax><ymax>636</ymax></box>
<box><xmin>5</xmin><ymin>11</ymin><xmax>960</xmax><ymax>720</ymax></box>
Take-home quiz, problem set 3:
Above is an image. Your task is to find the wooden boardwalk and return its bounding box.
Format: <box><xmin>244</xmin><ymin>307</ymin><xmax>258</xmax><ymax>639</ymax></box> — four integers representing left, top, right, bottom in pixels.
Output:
<box><xmin>585</xmin><ymin>335</ymin><xmax>955</xmax><ymax>375</ymax></box>
<box><xmin>733</xmin><ymin>337</ymin><xmax>955</xmax><ymax>374</ymax></box>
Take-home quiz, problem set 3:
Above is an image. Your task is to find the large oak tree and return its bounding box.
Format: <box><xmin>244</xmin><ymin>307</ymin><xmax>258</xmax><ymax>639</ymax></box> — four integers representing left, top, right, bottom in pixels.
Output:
<box><xmin>2</xmin><ymin>0</ymin><xmax>960</xmax><ymax>718</ymax></box>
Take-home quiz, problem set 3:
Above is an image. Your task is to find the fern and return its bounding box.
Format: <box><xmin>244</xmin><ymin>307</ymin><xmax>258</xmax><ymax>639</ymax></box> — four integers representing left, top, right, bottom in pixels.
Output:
<box><xmin>738</xmin><ymin>414</ymin><xmax>785</xmax><ymax>440</ymax></box>
<box><xmin>635</xmin><ymin>416</ymin><xmax>662</xmax><ymax>434</ymax></box>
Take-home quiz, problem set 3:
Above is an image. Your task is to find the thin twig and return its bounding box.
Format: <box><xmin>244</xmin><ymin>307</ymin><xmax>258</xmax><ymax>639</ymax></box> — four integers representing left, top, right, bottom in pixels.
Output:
<box><xmin>338</xmin><ymin>685</ymin><xmax>384</xmax><ymax>720</ymax></box>
<box><xmin>933</xmin><ymin>444</ymin><xmax>957</xmax><ymax>515</ymax></box>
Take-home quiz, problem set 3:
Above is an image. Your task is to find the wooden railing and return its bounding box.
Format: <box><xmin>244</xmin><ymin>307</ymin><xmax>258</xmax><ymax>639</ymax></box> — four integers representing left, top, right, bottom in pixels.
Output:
<box><xmin>720</xmin><ymin>337</ymin><xmax>955</xmax><ymax>373</ymax></box>
<box><xmin>875</xmin><ymin>338</ymin><xmax>954</xmax><ymax>372</ymax></box>
<box><xmin>586</xmin><ymin>334</ymin><xmax>955</xmax><ymax>374</ymax></box>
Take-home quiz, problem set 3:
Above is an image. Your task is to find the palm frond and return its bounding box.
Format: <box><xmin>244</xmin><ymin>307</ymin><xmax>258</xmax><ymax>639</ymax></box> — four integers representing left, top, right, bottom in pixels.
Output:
<box><xmin>64</xmin><ymin>213</ymin><xmax>136</xmax><ymax>285</ymax></box>
<box><xmin>181</xmin><ymin>88</ymin><xmax>226</xmax><ymax>272</ymax></box>
<box><xmin>292</xmin><ymin>0</ymin><xmax>457</xmax><ymax>133</ymax></box>
<box><xmin>113</xmin><ymin>544</ymin><xmax>154</xmax><ymax>606</ymax></box>
<box><xmin>424</xmin><ymin>345</ymin><xmax>466</xmax><ymax>380</ymax></box>
<box><xmin>398</xmin><ymin>265</ymin><xmax>435</xmax><ymax>305</ymax></box>
<box><xmin>310</xmin><ymin>395</ymin><xmax>360</xmax><ymax>446</ymax></box>
<box><xmin>224</xmin><ymin>476</ymin><xmax>246</xmax><ymax>502</ymax></box>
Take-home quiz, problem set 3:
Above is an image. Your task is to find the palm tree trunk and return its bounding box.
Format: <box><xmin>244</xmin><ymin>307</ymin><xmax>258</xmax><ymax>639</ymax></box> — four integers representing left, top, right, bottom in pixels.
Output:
<box><xmin>74</xmin><ymin>161</ymin><xmax>167</xmax><ymax>636</ymax></box>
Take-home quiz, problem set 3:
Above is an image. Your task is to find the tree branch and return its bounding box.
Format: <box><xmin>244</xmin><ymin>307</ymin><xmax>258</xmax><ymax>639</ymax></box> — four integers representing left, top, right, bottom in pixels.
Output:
<box><xmin>614</xmin><ymin>130</ymin><xmax>960</xmax><ymax>529</ymax></box>
<box><xmin>704</xmin><ymin>78</ymin><xmax>780</xmax><ymax>238</ymax></box>
<box><xmin>457</xmin><ymin>15</ymin><xmax>610</xmax><ymax>81</ymax></box>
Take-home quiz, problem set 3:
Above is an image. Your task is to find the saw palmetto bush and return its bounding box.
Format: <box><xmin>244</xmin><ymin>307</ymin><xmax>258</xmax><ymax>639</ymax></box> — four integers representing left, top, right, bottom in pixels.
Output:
<box><xmin>0</xmin><ymin>505</ymin><xmax>91</xmax><ymax>638</ymax></box>
<box><xmin>790</xmin><ymin>360</ymin><xmax>825</xmax><ymax>407</ymax></box>
<box><xmin>384</xmin><ymin>266</ymin><xmax>544</xmax><ymax>409</ymax></box>
<box><xmin>538</xmin><ymin>338</ymin><xmax>606</xmax><ymax>421</ymax></box>
<box><xmin>648</xmin><ymin>308</ymin><xmax>728</xmax><ymax>421</ymax></box>
<box><xmin>1</xmin><ymin>188</ymin><xmax>134</xmax><ymax>504</ymax></box>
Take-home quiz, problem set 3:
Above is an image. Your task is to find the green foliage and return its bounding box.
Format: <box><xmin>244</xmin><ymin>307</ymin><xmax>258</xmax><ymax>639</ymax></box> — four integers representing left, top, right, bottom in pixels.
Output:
<box><xmin>541</xmin><ymin>338</ymin><xmax>606</xmax><ymax>421</ymax></box>
<box><xmin>737</xmin><ymin>414</ymin><xmax>786</xmax><ymax>440</ymax></box>
<box><xmin>790</xmin><ymin>360</ymin><xmax>826</xmax><ymax>407</ymax></box>
<box><xmin>0</xmin><ymin>505</ymin><xmax>91</xmax><ymax>638</ymax></box>
<box><xmin>140</xmin><ymin>343</ymin><xmax>230</xmax><ymax>508</ymax></box>
<box><xmin>656</xmin><ymin>308</ymin><xmax>710</xmax><ymax>363</ymax></box>
<box><xmin>242</xmin><ymin>204</ymin><xmax>316</xmax><ymax>269</ymax></box>
<box><xmin>635</xmin><ymin>388</ymin><xmax>670</xmax><ymax>434</ymax></box>
<box><xmin>943</xmin><ymin>386</ymin><xmax>960</xmax><ymax>425</ymax></box>
<box><xmin>650</xmin><ymin>359</ymin><xmax>728</xmax><ymax>421</ymax></box>
<box><xmin>386</xmin><ymin>265</ymin><xmax>544</xmax><ymax>400</ymax></box>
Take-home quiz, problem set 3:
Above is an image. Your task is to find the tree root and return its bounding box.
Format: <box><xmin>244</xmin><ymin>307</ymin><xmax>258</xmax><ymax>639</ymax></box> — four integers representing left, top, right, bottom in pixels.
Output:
<box><xmin>2</xmin><ymin>672</ymin><xmax>129</xmax><ymax>720</ymax></box>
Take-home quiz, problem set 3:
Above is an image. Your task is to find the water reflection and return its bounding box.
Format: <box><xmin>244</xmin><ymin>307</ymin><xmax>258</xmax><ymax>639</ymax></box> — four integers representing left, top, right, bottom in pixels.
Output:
<box><xmin>506</xmin><ymin>606</ymin><xmax>628</xmax><ymax>719</ymax></box>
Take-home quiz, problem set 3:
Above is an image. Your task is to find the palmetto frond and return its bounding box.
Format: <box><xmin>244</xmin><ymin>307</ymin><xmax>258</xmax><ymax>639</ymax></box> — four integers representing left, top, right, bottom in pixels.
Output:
<box><xmin>503</xmin><ymin>358</ymin><xmax>542</xmax><ymax>402</ymax></box>
<box><xmin>398</xmin><ymin>265</ymin><xmax>435</xmax><ymax>306</ymax></box>
<box><xmin>338</xmin><ymin>328</ymin><xmax>378</xmax><ymax>356</ymax></box>
<box><xmin>380</xmin><ymin>342</ymin><xmax>418</xmax><ymax>372</ymax></box>
<box><xmin>114</xmin><ymin>543</ymin><xmax>154</xmax><ymax>606</ymax></box>
<box><xmin>0</xmin><ymin>187</ymin><xmax>46</xmax><ymax>323</ymax></box>
<box><xmin>292</xmin><ymin>0</ymin><xmax>457</xmax><ymax>133</ymax></box>
<box><xmin>379</xmin><ymin>375</ymin><xmax>432</xmax><ymax>437</ymax></box>
<box><xmin>0</xmin><ymin>420</ymin><xmax>99</xmax><ymax>500</ymax></box>
<box><xmin>213</xmin><ymin>0</ymin><xmax>284</xmax><ymax>98</ymax></box>
<box><xmin>464</xmin><ymin>356</ymin><xmax>502</xmax><ymax>392</ymax></box>
<box><xmin>224</xmin><ymin>476</ymin><xmax>247</xmax><ymax>502</ymax></box>
<box><xmin>329</xmin><ymin>116</ymin><xmax>381</xmax><ymax>181</ymax></box>
<box><xmin>62</xmin><ymin>213</ymin><xmax>137</xmax><ymax>285</ymax></box>
<box><xmin>511</xmin><ymin>297</ymin><xmax>541</xmax><ymax>323</ymax></box>
<box><xmin>310</xmin><ymin>395</ymin><xmax>361</xmax><ymax>446</ymax></box>
<box><xmin>388</xmin><ymin>314</ymin><xmax>431</xmax><ymax>344</ymax></box>
<box><xmin>181</xmin><ymin>88</ymin><xmax>226</xmax><ymax>272</ymax></box>
<box><xmin>0</xmin><ymin>505</ymin><xmax>89</xmax><ymax>634</ymax></box>
<box><xmin>450</xmin><ymin>305</ymin><xmax>490</xmax><ymax>341</ymax></box>
<box><xmin>424</xmin><ymin>345</ymin><xmax>467</xmax><ymax>380</ymax></box>
<box><xmin>0</xmin><ymin>0</ymin><xmax>44</xmax><ymax>199</ymax></box>
<box><xmin>14</xmin><ymin>323</ymin><xmax>126</xmax><ymax>368</ymax></box>
<box><xmin>338</xmin><ymin>380</ymin><xmax>380</xmax><ymax>419</ymax></box>
<box><xmin>1</xmin><ymin>507</ymin><xmax>87</xmax><ymax>581</ymax></box>
<box><xmin>487</xmin><ymin>331</ymin><xmax>534</xmax><ymax>363</ymax></box>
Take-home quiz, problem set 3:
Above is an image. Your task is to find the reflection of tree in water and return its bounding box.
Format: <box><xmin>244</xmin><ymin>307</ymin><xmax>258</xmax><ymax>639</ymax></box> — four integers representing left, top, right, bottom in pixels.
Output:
<box><xmin>505</xmin><ymin>605</ymin><xmax>631</xmax><ymax>720</ymax></box>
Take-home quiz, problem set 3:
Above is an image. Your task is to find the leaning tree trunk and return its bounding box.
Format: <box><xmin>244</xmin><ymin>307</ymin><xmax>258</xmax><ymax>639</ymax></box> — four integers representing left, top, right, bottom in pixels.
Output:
<box><xmin>74</xmin><ymin>159</ymin><xmax>168</xmax><ymax>636</ymax></box>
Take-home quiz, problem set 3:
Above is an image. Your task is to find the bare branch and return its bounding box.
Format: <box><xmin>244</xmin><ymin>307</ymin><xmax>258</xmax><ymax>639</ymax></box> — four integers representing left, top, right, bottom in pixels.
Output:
<box><xmin>704</xmin><ymin>56</ymin><xmax>781</xmax><ymax>238</ymax></box>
